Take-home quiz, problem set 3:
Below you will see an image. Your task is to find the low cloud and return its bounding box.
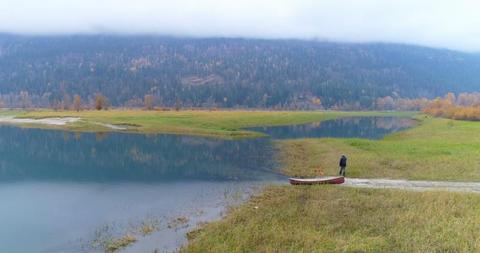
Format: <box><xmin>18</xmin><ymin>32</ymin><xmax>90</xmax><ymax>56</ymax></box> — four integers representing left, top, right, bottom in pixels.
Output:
<box><xmin>1</xmin><ymin>0</ymin><xmax>479</xmax><ymax>51</ymax></box>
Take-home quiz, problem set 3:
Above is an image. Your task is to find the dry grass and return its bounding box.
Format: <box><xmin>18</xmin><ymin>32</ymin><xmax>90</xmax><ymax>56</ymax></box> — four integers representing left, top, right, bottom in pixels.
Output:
<box><xmin>184</xmin><ymin>114</ymin><xmax>480</xmax><ymax>252</ymax></box>
<box><xmin>183</xmin><ymin>186</ymin><xmax>480</xmax><ymax>253</ymax></box>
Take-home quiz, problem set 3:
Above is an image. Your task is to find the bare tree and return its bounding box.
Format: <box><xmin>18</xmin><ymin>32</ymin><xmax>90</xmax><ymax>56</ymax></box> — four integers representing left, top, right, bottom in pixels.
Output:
<box><xmin>73</xmin><ymin>94</ymin><xmax>82</xmax><ymax>112</ymax></box>
<box><xmin>20</xmin><ymin>91</ymin><xmax>30</xmax><ymax>109</ymax></box>
<box><xmin>62</xmin><ymin>93</ymin><xmax>72</xmax><ymax>110</ymax></box>
<box><xmin>144</xmin><ymin>94</ymin><xmax>154</xmax><ymax>110</ymax></box>
<box><xmin>94</xmin><ymin>93</ymin><xmax>107</xmax><ymax>110</ymax></box>
<box><xmin>52</xmin><ymin>99</ymin><xmax>61</xmax><ymax>111</ymax></box>
<box><xmin>174</xmin><ymin>98</ymin><xmax>182</xmax><ymax>111</ymax></box>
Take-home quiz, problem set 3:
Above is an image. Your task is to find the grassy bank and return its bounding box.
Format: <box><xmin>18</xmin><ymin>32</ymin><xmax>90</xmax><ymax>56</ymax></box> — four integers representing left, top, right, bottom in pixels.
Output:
<box><xmin>278</xmin><ymin>116</ymin><xmax>480</xmax><ymax>181</ymax></box>
<box><xmin>183</xmin><ymin>114</ymin><xmax>480</xmax><ymax>252</ymax></box>
<box><xmin>8</xmin><ymin>109</ymin><xmax>412</xmax><ymax>138</ymax></box>
<box><xmin>0</xmin><ymin>109</ymin><xmax>21</xmax><ymax>116</ymax></box>
<box><xmin>184</xmin><ymin>186</ymin><xmax>480</xmax><ymax>253</ymax></box>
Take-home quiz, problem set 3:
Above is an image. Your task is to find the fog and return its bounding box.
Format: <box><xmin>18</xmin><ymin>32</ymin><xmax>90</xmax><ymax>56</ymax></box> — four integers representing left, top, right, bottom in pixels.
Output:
<box><xmin>1</xmin><ymin>0</ymin><xmax>479</xmax><ymax>51</ymax></box>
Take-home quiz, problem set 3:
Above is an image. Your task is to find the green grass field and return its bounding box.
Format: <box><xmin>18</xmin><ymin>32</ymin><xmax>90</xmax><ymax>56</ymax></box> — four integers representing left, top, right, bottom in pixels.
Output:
<box><xmin>9</xmin><ymin>109</ymin><xmax>412</xmax><ymax>138</ymax></box>
<box><xmin>277</xmin><ymin>115</ymin><xmax>480</xmax><ymax>181</ymax></box>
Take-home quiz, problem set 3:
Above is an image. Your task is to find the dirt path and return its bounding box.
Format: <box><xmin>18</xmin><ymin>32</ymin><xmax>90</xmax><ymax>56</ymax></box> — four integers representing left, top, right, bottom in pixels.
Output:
<box><xmin>0</xmin><ymin>116</ymin><xmax>131</xmax><ymax>131</ymax></box>
<box><xmin>343</xmin><ymin>178</ymin><xmax>480</xmax><ymax>193</ymax></box>
<box><xmin>0</xmin><ymin>116</ymin><xmax>80</xmax><ymax>126</ymax></box>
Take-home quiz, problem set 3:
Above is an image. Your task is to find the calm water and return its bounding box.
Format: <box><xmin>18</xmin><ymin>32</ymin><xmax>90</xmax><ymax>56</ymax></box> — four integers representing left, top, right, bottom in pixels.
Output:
<box><xmin>0</xmin><ymin>127</ymin><xmax>281</xmax><ymax>253</ymax></box>
<box><xmin>0</xmin><ymin>116</ymin><xmax>415</xmax><ymax>253</ymax></box>
<box><xmin>251</xmin><ymin>116</ymin><xmax>417</xmax><ymax>139</ymax></box>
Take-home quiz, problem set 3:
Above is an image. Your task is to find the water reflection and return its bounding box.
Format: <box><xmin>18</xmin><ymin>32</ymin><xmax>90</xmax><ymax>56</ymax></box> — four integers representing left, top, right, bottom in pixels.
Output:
<box><xmin>0</xmin><ymin>116</ymin><xmax>414</xmax><ymax>252</ymax></box>
<box><xmin>0</xmin><ymin>126</ymin><xmax>282</xmax><ymax>253</ymax></box>
<box><xmin>0</xmin><ymin>126</ymin><xmax>279</xmax><ymax>182</ymax></box>
<box><xmin>251</xmin><ymin>116</ymin><xmax>416</xmax><ymax>139</ymax></box>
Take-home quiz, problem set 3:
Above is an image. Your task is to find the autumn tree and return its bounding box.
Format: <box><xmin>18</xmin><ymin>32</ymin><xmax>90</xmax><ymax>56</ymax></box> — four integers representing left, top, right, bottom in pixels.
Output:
<box><xmin>423</xmin><ymin>93</ymin><xmax>458</xmax><ymax>118</ymax></box>
<box><xmin>424</xmin><ymin>92</ymin><xmax>480</xmax><ymax>121</ymax></box>
<box><xmin>445</xmin><ymin>92</ymin><xmax>456</xmax><ymax>106</ymax></box>
<box><xmin>73</xmin><ymin>95</ymin><xmax>82</xmax><ymax>112</ymax></box>
<box><xmin>376</xmin><ymin>96</ymin><xmax>395</xmax><ymax>110</ymax></box>
<box><xmin>311</xmin><ymin>97</ymin><xmax>321</xmax><ymax>106</ymax></box>
<box><xmin>144</xmin><ymin>94</ymin><xmax>154</xmax><ymax>110</ymax></box>
<box><xmin>94</xmin><ymin>93</ymin><xmax>107</xmax><ymax>110</ymax></box>
<box><xmin>309</xmin><ymin>97</ymin><xmax>322</xmax><ymax>109</ymax></box>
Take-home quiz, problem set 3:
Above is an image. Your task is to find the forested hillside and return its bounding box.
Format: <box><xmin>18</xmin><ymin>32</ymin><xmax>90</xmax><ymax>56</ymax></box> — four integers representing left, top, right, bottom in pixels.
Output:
<box><xmin>1</xmin><ymin>34</ymin><xmax>480</xmax><ymax>109</ymax></box>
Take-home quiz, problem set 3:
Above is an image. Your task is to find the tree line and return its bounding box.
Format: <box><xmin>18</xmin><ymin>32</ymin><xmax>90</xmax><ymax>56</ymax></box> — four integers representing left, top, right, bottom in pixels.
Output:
<box><xmin>0</xmin><ymin>91</ymin><xmax>176</xmax><ymax>111</ymax></box>
<box><xmin>1</xmin><ymin>35</ymin><xmax>480</xmax><ymax>110</ymax></box>
<box><xmin>423</xmin><ymin>92</ymin><xmax>480</xmax><ymax>120</ymax></box>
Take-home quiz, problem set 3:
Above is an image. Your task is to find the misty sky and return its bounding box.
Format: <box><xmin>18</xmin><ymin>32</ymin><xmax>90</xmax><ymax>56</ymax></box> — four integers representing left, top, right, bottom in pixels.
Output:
<box><xmin>1</xmin><ymin>0</ymin><xmax>479</xmax><ymax>51</ymax></box>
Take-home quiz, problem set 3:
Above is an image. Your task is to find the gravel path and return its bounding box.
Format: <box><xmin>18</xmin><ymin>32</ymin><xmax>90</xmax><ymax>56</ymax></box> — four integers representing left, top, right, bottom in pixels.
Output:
<box><xmin>343</xmin><ymin>178</ymin><xmax>480</xmax><ymax>193</ymax></box>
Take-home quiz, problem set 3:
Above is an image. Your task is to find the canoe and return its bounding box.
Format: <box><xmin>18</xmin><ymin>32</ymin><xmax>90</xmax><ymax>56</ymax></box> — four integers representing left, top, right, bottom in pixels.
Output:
<box><xmin>289</xmin><ymin>176</ymin><xmax>345</xmax><ymax>185</ymax></box>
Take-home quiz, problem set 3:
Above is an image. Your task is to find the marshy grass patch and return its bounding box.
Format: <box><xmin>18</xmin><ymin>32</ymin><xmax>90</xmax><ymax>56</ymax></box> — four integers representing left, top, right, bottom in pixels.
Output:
<box><xmin>104</xmin><ymin>234</ymin><xmax>137</xmax><ymax>253</ymax></box>
<box><xmin>139</xmin><ymin>219</ymin><xmax>160</xmax><ymax>236</ymax></box>
<box><xmin>88</xmin><ymin>217</ymin><xmax>162</xmax><ymax>253</ymax></box>
<box><xmin>168</xmin><ymin>216</ymin><xmax>189</xmax><ymax>229</ymax></box>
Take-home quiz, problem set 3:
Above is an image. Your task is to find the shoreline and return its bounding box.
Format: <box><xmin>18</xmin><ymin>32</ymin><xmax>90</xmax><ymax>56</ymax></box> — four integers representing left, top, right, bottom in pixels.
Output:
<box><xmin>0</xmin><ymin>109</ymin><xmax>416</xmax><ymax>139</ymax></box>
<box><xmin>182</xmin><ymin>114</ymin><xmax>480</xmax><ymax>252</ymax></box>
<box><xmin>8</xmin><ymin>110</ymin><xmax>467</xmax><ymax>252</ymax></box>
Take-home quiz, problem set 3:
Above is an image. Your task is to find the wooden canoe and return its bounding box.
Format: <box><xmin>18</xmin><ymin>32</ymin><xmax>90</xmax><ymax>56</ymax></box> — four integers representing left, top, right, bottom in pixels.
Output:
<box><xmin>289</xmin><ymin>176</ymin><xmax>345</xmax><ymax>185</ymax></box>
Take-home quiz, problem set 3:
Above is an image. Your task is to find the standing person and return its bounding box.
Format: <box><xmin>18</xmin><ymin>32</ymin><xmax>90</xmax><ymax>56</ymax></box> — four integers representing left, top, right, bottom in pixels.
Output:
<box><xmin>339</xmin><ymin>155</ymin><xmax>347</xmax><ymax>177</ymax></box>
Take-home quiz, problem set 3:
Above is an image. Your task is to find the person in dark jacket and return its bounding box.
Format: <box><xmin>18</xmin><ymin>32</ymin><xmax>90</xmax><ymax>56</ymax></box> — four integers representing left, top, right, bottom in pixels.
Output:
<box><xmin>339</xmin><ymin>155</ymin><xmax>347</xmax><ymax>177</ymax></box>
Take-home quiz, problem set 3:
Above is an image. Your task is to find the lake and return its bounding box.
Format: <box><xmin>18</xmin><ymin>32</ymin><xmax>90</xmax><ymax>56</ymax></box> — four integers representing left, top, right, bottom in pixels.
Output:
<box><xmin>0</xmin><ymin>116</ymin><xmax>415</xmax><ymax>252</ymax></box>
<box><xmin>251</xmin><ymin>116</ymin><xmax>417</xmax><ymax>139</ymax></box>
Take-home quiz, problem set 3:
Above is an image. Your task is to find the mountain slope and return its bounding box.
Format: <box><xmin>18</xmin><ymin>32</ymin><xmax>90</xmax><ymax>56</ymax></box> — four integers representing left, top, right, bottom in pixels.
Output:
<box><xmin>0</xmin><ymin>34</ymin><xmax>479</xmax><ymax>109</ymax></box>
